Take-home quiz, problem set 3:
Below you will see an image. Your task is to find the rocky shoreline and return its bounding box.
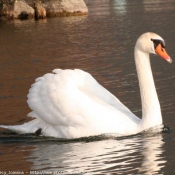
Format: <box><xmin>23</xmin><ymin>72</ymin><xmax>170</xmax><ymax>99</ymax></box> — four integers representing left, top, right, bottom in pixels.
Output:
<box><xmin>0</xmin><ymin>0</ymin><xmax>88</xmax><ymax>20</ymax></box>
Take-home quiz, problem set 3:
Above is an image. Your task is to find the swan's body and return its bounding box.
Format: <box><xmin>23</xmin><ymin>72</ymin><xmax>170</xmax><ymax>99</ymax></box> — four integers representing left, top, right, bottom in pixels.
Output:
<box><xmin>0</xmin><ymin>33</ymin><xmax>172</xmax><ymax>138</ymax></box>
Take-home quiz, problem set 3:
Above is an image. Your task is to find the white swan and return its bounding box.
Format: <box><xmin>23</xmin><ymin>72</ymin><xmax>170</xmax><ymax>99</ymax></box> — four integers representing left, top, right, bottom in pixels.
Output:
<box><xmin>0</xmin><ymin>32</ymin><xmax>172</xmax><ymax>138</ymax></box>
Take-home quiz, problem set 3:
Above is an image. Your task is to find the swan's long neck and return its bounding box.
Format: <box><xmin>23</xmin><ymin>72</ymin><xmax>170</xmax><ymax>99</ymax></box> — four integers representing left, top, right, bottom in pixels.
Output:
<box><xmin>134</xmin><ymin>48</ymin><xmax>162</xmax><ymax>130</ymax></box>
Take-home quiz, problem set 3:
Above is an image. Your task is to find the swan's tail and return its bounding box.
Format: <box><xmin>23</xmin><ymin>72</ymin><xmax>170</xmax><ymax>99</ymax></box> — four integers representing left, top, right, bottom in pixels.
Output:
<box><xmin>0</xmin><ymin>119</ymin><xmax>45</xmax><ymax>135</ymax></box>
<box><xmin>0</xmin><ymin>119</ymin><xmax>67</xmax><ymax>138</ymax></box>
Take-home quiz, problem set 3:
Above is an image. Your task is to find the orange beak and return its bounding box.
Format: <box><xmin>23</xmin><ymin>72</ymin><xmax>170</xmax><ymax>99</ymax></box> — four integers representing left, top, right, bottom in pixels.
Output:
<box><xmin>155</xmin><ymin>44</ymin><xmax>172</xmax><ymax>63</ymax></box>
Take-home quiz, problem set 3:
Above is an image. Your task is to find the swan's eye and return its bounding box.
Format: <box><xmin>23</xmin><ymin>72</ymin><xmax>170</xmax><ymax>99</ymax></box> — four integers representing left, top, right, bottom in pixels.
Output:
<box><xmin>151</xmin><ymin>39</ymin><xmax>166</xmax><ymax>50</ymax></box>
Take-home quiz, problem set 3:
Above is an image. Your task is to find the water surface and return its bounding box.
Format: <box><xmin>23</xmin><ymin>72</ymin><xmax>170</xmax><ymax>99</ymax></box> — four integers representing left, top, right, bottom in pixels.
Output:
<box><xmin>0</xmin><ymin>0</ymin><xmax>175</xmax><ymax>174</ymax></box>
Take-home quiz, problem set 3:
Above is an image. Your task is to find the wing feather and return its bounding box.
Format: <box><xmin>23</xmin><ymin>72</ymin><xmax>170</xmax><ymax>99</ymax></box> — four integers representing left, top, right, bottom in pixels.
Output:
<box><xmin>26</xmin><ymin>69</ymin><xmax>139</xmax><ymax>137</ymax></box>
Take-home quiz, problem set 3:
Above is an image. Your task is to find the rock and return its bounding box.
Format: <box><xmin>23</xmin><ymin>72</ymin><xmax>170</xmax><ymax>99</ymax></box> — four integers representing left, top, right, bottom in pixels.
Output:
<box><xmin>42</xmin><ymin>0</ymin><xmax>88</xmax><ymax>17</ymax></box>
<box><xmin>13</xmin><ymin>0</ymin><xmax>34</xmax><ymax>19</ymax></box>
<box><xmin>34</xmin><ymin>0</ymin><xmax>46</xmax><ymax>19</ymax></box>
<box><xmin>0</xmin><ymin>0</ymin><xmax>34</xmax><ymax>19</ymax></box>
<box><xmin>0</xmin><ymin>0</ymin><xmax>15</xmax><ymax>20</ymax></box>
<box><xmin>0</xmin><ymin>0</ymin><xmax>88</xmax><ymax>20</ymax></box>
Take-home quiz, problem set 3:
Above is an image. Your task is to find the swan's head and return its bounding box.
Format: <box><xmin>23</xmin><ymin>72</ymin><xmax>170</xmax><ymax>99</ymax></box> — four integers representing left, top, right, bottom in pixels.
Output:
<box><xmin>135</xmin><ymin>32</ymin><xmax>172</xmax><ymax>63</ymax></box>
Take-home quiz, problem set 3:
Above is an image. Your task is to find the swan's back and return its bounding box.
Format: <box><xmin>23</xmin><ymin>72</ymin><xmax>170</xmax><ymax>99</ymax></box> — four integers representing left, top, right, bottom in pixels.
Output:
<box><xmin>25</xmin><ymin>69</ymin><xmax>139</xmax><ymax>138</ymax></box>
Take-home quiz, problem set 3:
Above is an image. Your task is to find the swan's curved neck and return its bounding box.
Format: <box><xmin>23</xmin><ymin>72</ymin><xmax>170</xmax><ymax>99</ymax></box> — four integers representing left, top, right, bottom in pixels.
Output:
<box><xmin>134</xmin><ymin>48</ymin><xmax>162</xmax><ymax>130</ymax></box>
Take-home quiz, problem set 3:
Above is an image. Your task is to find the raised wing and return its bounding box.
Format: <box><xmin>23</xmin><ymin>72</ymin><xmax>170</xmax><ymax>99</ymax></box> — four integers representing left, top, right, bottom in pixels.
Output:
<box><xmin>28</xmin><ymin>69</ymin><xmax>139</xmax><ymax>126</ymax></box>
<box><xmin>74</xmin><ymin>69</ymin><xmax>139</xmax><ymax>122</ymax></box>
<box><xmin>1</xmin><ymin>69</ymin><xmax>140</xmax><ymax>138</ymax></box>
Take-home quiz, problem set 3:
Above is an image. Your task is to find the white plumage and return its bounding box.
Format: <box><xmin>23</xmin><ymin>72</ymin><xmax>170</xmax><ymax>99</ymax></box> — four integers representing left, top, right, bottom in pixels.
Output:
<box><xmin>1</xmin><ymin>33</ymin><xmax>172</xmax><ymax>138</ymax></box>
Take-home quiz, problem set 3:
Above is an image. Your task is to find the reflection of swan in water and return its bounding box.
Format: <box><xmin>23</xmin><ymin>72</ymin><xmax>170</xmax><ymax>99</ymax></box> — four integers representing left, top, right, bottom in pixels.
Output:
<box><xmin>138</xmin><ymin>135</ymin><xmax>166</xmax><ymax>174</ymax></box>
<box><xmin>0</xmin><ymin>33</ymin><xmax>172</xmax><ymax>138</ymax></box>
<box><xmin>28</xmin><ymin>134</ymin><xmax>166</xmax><ymax>174</ymax></box>
<box><xmin>112</xmin><ymin>0</ymin><xmax>127</xmax><ymax>14</ymax></box>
